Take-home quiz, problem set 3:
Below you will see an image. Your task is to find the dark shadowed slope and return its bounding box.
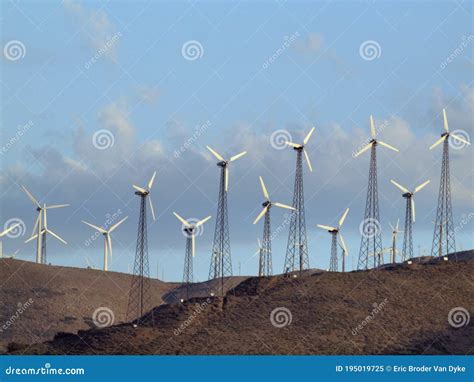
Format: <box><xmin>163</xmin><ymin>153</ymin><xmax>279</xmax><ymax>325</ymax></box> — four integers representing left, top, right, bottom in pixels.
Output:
<box><xmin>10</xmin><ymin>256</ymin><xmax>473</xmax><ymax>355</ymax></box>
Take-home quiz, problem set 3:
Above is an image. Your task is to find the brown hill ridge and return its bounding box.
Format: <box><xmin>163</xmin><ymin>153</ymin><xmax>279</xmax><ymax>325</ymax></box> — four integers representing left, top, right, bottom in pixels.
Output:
<box><xmin>6</xmin><ymin>254</ymin><xmax>473</xmax><ymax>355</ymax></box>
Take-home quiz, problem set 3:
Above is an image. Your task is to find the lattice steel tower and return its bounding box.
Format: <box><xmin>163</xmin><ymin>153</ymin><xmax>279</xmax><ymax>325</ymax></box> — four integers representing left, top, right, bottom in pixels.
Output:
<box><xmin>329</xmin><ymin>232</ymin><xmax>338</xmax><ymax>272</ymax></box>
<box><xmin>127</xmin><ymin>172</ymin><xmax>156</xmax><ymax>325</ymax></box>
<box><xmin>401</xmin><ymin>195</ymin><xmax>414</xmax><ymax>261</ymax></box>
<box><xmin>429</xmin><ymin>109</ymin><xmax>466</xmax><ymax>258</ymax></box>
<box><xmin>354</xmin><ymin>116</ymin><xmax>399</xmax><ymax>269</ymax></box>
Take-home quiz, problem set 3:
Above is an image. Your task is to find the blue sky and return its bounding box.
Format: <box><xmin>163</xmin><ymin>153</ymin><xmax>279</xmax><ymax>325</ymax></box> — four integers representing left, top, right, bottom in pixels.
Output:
<box><xmin>1</xmin><ymin>0</ymin><xmax>473</xmax><ymax>281</ymax></box>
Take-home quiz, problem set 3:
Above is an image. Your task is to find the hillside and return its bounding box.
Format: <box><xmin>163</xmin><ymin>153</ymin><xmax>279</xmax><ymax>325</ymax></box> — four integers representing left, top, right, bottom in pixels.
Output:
<box><xmin>8</xmin><ymin>256</ymin><xmax>473</xmax><ymax>355</ymax></box>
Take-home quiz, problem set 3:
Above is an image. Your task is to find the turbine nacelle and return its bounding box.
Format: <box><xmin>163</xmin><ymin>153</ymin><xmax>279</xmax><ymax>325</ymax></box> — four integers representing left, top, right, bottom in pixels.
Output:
<box><xmin>284</xmin><ymin>126</ymin><xmax>315</xmax><ymax>172</ymax></box>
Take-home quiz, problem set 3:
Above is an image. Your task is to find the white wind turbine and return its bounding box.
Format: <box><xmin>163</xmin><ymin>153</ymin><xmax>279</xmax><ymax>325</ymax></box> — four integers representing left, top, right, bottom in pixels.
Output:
<box><xmin>82</xmin><ymin>216</ymin><xmax>128</xmax><ymax>271</ymax></box>
<box><xmin>132</xmin><ymin>171</ymin><xmax>157</xmax><ymax>221</ymax></box>
<box><xmin>206</xmin><ymin>146</ymin><xmax>247</xmax><ymax>192</ymax></box>
<box><xmin>285</xmin><ymin>126</ymin><xmax>315</xmax><ymax>172</ymax></box>
<box><xmin>0</xmin><ymin>223</ymin><xmax>20</xmax><ymax>259</ymax></box>
<box><xmin>317</xmin><ymin>208</ymin><xmax>349</xmax><ymax>272</ymax></box>
<box><xmin>388</xmin><ymin>219</ymin><xmax>403</xmax><ymax>264</ymax></box>
<box><xmin>429</xmin><ymin>109</ymin><xmax>471</xmax><ymax>150</ymax></box>
<box><xmin>354</xmin><ymin>116</ymin><xmax>399</xmax><ymax>157</ymax></box>
<box><xmin>22</xmin><ymin>186</ymin><xmax>69</xmax><ymax>264</ymax></box>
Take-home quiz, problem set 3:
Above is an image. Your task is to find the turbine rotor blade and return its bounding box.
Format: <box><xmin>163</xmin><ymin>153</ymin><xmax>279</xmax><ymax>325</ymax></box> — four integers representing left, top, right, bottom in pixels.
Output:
<box><xmin>43</xmin><ymin>207</ymin><xmax>48</xmax><ymax>230</ymax></box>
<box><xmin>192</xmin><ymin>234</ymin><xmax>196</xmax><ymax>258</ymax></box>
<box><xmin>450</xmin><ymin>134</ymin><xmax>471</xmax><ymax>146</ymax></box>
<box><xmin>317</xmin><ymin>224</ymin><xmax>336</xmax><ymax>231</ymax></box>
<box><xmin>82</xmin><ymin>220</ymin><xmax>107</xmax><ymax>234</ymax></box>
<box><xmin>47</xmin><ymin>229</ymin><xmax>67</xmax><ymax>245</ymax></box>
<box><xmin>370</xmin><ymin>115</ymin><xmax>376</xmax><ymax>138</ymax></box>
<box><xmin>429</xmin><ymin>135</ymin><xmax>446</xmax><ymax>150</ymax></box>
<box><xmin>109</xmin><ymin>216</ymin><xmax>128</xmax><ymax>233</ymax></box>
<box><xmin>133</xmin><ymin>185</ymin><xmax>147</xmax><ymax>193</ymax></box>
<box><xmin>22</xmin><ymin>186</ymin><xmax>41</xmax><ymax>208</ymax></box>
<box><xmin>411</xmin><ymin>198</ymin><xmax>416</xmax><ymax>222</ymax></box>
<box><xmin>389</xmin><ymin>222</ymin><xmax>395</xmax><ymax>231</ymax></box>
<box><xmin>107</xmin><ymin>234</ymin><xmax>112</xmax><ymax>259</ymax></box>
<box><xmin>25</xmin><ymin>234</ymin><xmax>38</xmax><ymax>244</ymax></box>
<box><xmin>253</xmin><ymin>206</ymin><xmax>268</xmax><ymax>225</ymax></box>
<box><xmin>46</xmin><ymin>204</ymin><xmax>70</xmax><ymax>209</ymax></box>
<box><xmin>414</xmin><ymin>180</ymin><xmax>430</xmax><ymax>193</ymax></box>
<box><xmin>32</xmin><ymin>213</ymin><xmax>40</xmax><ymax>236</ymax></box>
<box><xmin>339</xmin><ymin>233</ymin><xmax>348</xmax><ymax>255</ymax></box>
<box><xmin>303</xmin><ymin>126</ymin><xmax>315</xmax><ymax>145</ymax></box>
<box><xmin>148</xmin><ymin>171</ymin><xmax>157</xmax><ymax>189</ymax></box>
<box><xmin>377</xmin><ymin>140</ymin><xmax>399</xmax><ymax>153</ymax></box>
<box><xmin>354</xmin><ymin>142</ymin><xmax>373</xmax><ymax>157</ymax></box>
<box><xmin>338</xmin><ymin>208</ymin><xmax>349</xmax><ymax>228</ymax></box>
<box><xmin>196</xmin><ymin>215</ymin><xmax>211</xmax><ymax>227</ymax></box>
<box><xmin>285</xmin><ymin>141</ymin><xmax>302</xmax><ymax>148</ymax></box>
<box><xmin>303</xmin><ymin>149</ymin><xmax>313</xmax><ymax>172</ymax></box>
<box><xmin>259</xmin><ymin>176</ymin><xmax>269</xmax><ymax>200</ymax></box>
<box><xmin>230</xmin><ymin>151</ymin><xmax>247</xmax><ymax>162</ymax></box>
<box><xmin>442</xmin><ymin>108</ymin><xmax>449</xmax><ymax>132</ymax></box>
<box><xmin>206</xmin><ymin>146</ymin><xmax>224</xmax><ymax>161</ymax></box>
<box><xmin>225</xmin><ymin>167</ymin><xmax>229</xmax><ymax>192</ymax></box>
<box><xmin>0</xmin><ymin>223</ymin><xmax>20</xmax><ymax>238</ymax></box>
<box><xmin>273</xmin><ymin>202</ymin><xmax>295</xmax><ymax>211</ymax></box>
<box><xmin>396</xmin><ymin>218</ymin><xmax>400</xmax><ymax>231</ymax></box>
<box><xmin>173</xmin><ymin>212</ymin><xmax>191</xmax><ymax>227</ymax></box>
<box><xmin>390</xmin><ymin>179</ymin><xmax>409</xmax><ymax>193</ymax></box>
<box><xmin>149</xmin><ymin>197</ymin><xmax>156</xmax><ymax>221</ymax></box>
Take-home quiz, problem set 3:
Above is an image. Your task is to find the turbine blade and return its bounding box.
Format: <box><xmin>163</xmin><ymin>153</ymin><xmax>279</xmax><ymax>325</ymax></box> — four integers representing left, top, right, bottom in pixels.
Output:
<box><xmin>259</xmin><ymin>176</ymin><xmax>269</xmax><ymax>200</ymax></box>
<box><xmin>149</xmin><ymin>197</ymin><xmax>156</xmax><ymax>221</ymax></box>
<box><xmin>285</xmin><ymin>141</ymin><xmax>301</xmax><ymax>148</ymax></box>
<box><xmin>253</xmin><ymin>206</ymin><xmax>268</xmax><ymax>225</ymax></box>
<box><xmin>225</xmin><ymin>167</ymin><xmax>229</xmax><ymax>192</ymax></box>
<box><xmin>43</xmin><ymin>208</ymin><xmax>48</xmax><ymax>230</ymax></box>
<box><xmin>133</xmin><ymin>185</ymin><xmax>147</xmax><ymax>193</ymax></box>
<box><xmin>192</xmin><ymin>234</ymin><xmax>196</xmax><ymax>257</ymax></box>
<box><xmin>390</xmin><ymin>179</ymin><xmax>409</xmax><ymax>193</ymax></box>
<box><xmin>354</xmin><ymin>142</ymin><xmax>373</xmax><ymax>157</ymax></box>
<box><xmin>303</xmin><ymin>126</ymin><xmax>315</xmax><ymax>145</ymax></box>
<box><xmin>196</xmin><ymin>215</ymin><xmax>211</xmax><ymax>227</ymax></box>
<box><xmin>414</xmin><ymin>180</ymin><xmax>430</xmax><ymax>193</ymax></box>
<box><xmin>339</xmin><ymin>233</ymin><xmax>348</xmax><ymax>255</ymax></box>
<box><xmin>32</xmin><ymin>213</ymin><xmax>40</xmax><ymax>237</ymax></box>
<box><xmin>0</xmin><ymin>223</ymin><xmax>19</xmax><ymax>238</ymax></box>
<box><xmin>411</xmin><ymin>198</ymin><xmax>416</xmax><ymax>222</ymax></box>
<box><xmin>173</xmin><ymin>212</ymin><xmax>191</xmax><ymax>227</ymax></box>
<box><xmin>82</xmin><ymin>221</ymin><xmax>107</xmax><ymax>234</ymax></box>
<box><xmin>230</xmin><ymin>151</ymin><xmax>247</xmax><ymax>162</ymax></box>
<box><xmin>22</xmin><ymin>186</ymin><xmax>40</xmax><ymax>208</ymax></box>
<box><xmin>107</xmin><ymin>234</ymin><xmax>112</xmax><ymax>259</ymax></box>
<box><xmin>25</xmin><ymin>234</ymin><xmax>38</xmax><ymax>244</ymax></box>
<box><xmin>396</xmin><ymin>218</ymin><xmax>400</xmax><ymax>231</ymax></box>
<box><xmin>148</xmin><ymin>171</ymin><xmax>157</xmax><ymax>189</ymax></box>
<box><xmin>317</xmin><ymin>224</ymin><xmax>336</xmax><ymax>231</ymax></box>
<box><xmin>46</xmin><ymin>204</ymin><xmax>70</xmax><ymax>209</ymax></box>
<box><xmin>206</xmin><ymin>146</ymin><xmax>224</xmax><ymax>161</ymax></box>
<box><xmin>273</xmin><ymin>202</ymin><xmax>295</xmax><ymax>211</ymax></box>
<box><xmin>303</xmin><ymin>149</ymin><xmax>313</xmax><ymax>172</ymax></box>
<box><xmin>370</xmin><ymin>115</ymin><xmax>376</xmax><ymax>138</ymax></box>
<box><xmin>450</xmin><ymin>133</ymin><xmax>471</xmax><ymax>146</ymax></box>
<box><xmin>47</xmin><ymin>229</ymin><xmax>67</xmax><ymax>245</ymax></box>
<box><xmin>429</xmin><ymin>135</ymin><xmax>446</xmax><ymax>150</ymax></box>
<box><xmin>338</xmin><ymin>208</ymin><xmax>349</xmax><ymax>228</ymax></box>
<box><xmin>257</xmin><ymin>238</ymin><xmax>262</xmax><ymax>249</ymax></box>
<box><xmin>388</xmin><ymin>222</ymin><xmax>395</xmax><ymax>231</ymax></box>
<box><xmin>377</xmin><ymin>140</ymin><xmax>399</xmax><ymax>153</ymax></box>
<box><xmin>108</xmin><ymin>216</ymin><xmax>128</xmax><ymax>233</ymax></box>
<box><xmin>443</xmin><ymin>108</ymin><xmax>449</xmax><ymax>132</ymax></box>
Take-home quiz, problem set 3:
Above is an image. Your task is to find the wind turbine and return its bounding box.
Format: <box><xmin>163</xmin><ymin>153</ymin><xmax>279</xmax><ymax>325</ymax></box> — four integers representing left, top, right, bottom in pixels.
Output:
<box><xmin>253</xmin><ymin>176</ymin><xmax>294</xmax><ymax>277</ymax></box>
<box><xmin>388</xmin><ymin>219</ymin><xmax>403</xmax><ymax>264</ymax></box>
<box><xmin>82</xmin><ymin>216</ymin><xmax>128</xmax><ymax>271</ymax></box>
<box><xmin>429</xmin><ymin>108</ymin><xmax>470</xmax><ymax>259</ymax></box>
<box><xmin>354</xmin><ymin>116</ymin><xmax>399</xmax><ymax>270</ymax></box>
<box><xmin>173</xmin><ymin>212</ymin><xmax>211</xmax><ymax>299</ymax></box>
<box><xmin>127</xmin><ymin>171</ymin><xmax>157</xmax><ymax>325</ymax></box>
<box><xmin>206</xmin><ymin>146</ymin><xmax>246</xmax><ymax>284</ymax></box>
<box><xmin>317</xmin><ymin>208</ymin><xmax>349</xmax><ymax>272</ymax></box>
<box><xmin>22</xmin><ymin>186</ymin><xmax>69</xmax><ymax>264</ymax></box>
<box><xmin>0</xmin><ymin>223</ymin><xmax>20</xmax><ymax>259</ymax></box>
<box><xmin>283</xmin><ymin>126</ymin><xmax>315</xmax><ymax>274</ymax></box>
<box><xmin>390</xmin><ymin>179</ymin><xmax>430</xmax><ymax>261</ymax></box>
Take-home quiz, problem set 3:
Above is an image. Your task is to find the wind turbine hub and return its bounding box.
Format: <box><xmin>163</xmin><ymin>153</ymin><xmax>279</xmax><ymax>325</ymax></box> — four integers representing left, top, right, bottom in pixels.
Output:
<box><xmin>262</xmin><ymin>200</ymin><xmax>271</xmax><ymax>207</ymax></box>
<box><xmin>184</xmin><ymin>227</ymin><xmax>194</xmax><ymax>235</ymax></box>
<box><xmin>441</xmin><ymin>132</ymin><xmax>449</xmax><ymax>137</ymax></box>
<box><xmin>134</xmin><ymin>190</ymin><xmax>149</xmax><ymax>196</ymax></box>
<box><xmin>402</xmin><ymin>192</ymin><xmax>412</xmax><ymax>198</ymax></box>
<box><xmin>217</xmin><ymin>161</ymin><xmax>227</xmax><ymax>167</ymax></box>
<box><xmin>293</xmin><ymin>145</ymin><xmax>303</xmax><ymax>151</ymax></box>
